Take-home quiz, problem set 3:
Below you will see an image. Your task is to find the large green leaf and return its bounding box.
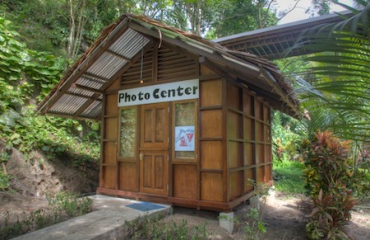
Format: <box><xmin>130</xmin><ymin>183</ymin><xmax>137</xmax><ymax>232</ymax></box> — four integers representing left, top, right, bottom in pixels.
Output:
<box><xmin>288</xmin><ymin>1</ymin><xmax>370</xmax><ymax>142</ymax></box>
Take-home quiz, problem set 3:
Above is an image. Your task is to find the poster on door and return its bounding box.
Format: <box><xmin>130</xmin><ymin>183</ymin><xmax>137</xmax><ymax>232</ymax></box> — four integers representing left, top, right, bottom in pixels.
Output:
<box><xmin>175</xmin><ymin>126</ymin><xmax>195</xmax><ymax>151</ymax></box>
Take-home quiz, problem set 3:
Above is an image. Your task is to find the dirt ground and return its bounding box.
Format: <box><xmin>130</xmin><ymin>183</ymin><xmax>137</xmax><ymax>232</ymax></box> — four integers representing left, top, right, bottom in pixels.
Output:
<box><xmin>1</xmin><ymin>147</ymin><xmax>370</xmax><ymax>239</ymax></box>
<box><xmin>159</xmin><ymin>192</ymin><xmax>370</xmax><ymax>240</ymax></box>
<box><xmin>2</xmin><ymin>191</ymin><xmax>369</xmax><ymax>239</ymax></box>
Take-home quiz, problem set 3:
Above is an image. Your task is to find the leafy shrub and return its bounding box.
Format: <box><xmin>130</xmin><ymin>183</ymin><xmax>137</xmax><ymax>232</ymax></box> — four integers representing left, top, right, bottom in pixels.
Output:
<box><xmin>0</xmin><ymin>144</ymin><xmax>11</xmax><ymax>190</ymax></box>
<box><xmin>0</xmin><ymin>171</ymin><xmax>11</xmax><ymax>189</ymax></box>
<box><xmin>303</xmin><ymin>130</ymin><xmax>357</xmax><ymax>239</ymax></box>
<box><xmin>272</xmin><ymin>111</ymin><xmax>302</xmax><ymax>162</ymax></box>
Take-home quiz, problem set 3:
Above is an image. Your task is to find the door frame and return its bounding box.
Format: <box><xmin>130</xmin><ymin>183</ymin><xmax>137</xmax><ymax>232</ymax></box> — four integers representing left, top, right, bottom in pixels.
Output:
<box><xmin>139</xmin><ymin>102</ymin><xmax>170</xmax><ymax>196</ymax></box>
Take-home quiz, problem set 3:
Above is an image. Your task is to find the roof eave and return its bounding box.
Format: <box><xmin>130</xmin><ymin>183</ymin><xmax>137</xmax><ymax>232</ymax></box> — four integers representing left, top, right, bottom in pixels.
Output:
<box><xmin>37</xmin><ymin>14</ymin><xmax>300</xmax><ymax>120</ymax></box>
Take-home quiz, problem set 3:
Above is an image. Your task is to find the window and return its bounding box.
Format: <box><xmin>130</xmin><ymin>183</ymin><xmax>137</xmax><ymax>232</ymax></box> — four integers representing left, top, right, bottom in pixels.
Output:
<box><xmin>174</xmin><ymin>101</ymin><xmax>196</xmax><ymax>160</ymax></box>
<box><xmin>119</xmin><ymin>107</ymin><xmax>137</xmax><ymax>158</ymax></box>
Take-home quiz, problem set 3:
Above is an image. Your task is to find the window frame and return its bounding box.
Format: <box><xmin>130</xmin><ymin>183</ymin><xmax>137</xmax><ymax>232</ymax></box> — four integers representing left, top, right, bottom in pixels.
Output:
<box><xmin>172</xmin><ymin>99</ymin><xmax>198</xmax><ymax>163</ymax></box>
<box><xmin>118</xmin><ymin>106</ymin><xmax>138</xmax><ymax>162</ymax></box>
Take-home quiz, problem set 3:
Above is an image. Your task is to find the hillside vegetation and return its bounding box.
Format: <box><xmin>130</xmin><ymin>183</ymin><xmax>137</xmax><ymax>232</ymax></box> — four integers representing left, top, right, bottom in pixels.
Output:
<box><xmin>0</xmin><ymin>0</ymin><xmax>307</xmax><ymax>192</ymax></box>
<box><xmin>0</xmin><ymin>16</ymin><xmax>100</xmax><ymax>191</ymax></box>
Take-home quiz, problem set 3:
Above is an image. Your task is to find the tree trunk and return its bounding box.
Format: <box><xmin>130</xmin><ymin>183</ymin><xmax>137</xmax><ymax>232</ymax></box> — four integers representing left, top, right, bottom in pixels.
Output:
<box><xmin>67</xmin><ymin>0</ymin><xmax>75</xmax><ymax>58</ymax></box>
<box><xmin>72</xmin><ymin>0</ymin><xmax>86</xmax><ymax>60</ymax></box>
<box><xmin>195</xmin><ymin>1</ymin><xmax>200</xmax><ymax>35</ymax></box>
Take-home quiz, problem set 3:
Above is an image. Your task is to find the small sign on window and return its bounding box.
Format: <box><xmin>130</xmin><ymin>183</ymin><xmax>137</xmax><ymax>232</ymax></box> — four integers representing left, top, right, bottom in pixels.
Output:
<box><xmin>175</xmin><ymin>126</ymin><xmax>195</xmax><ymax>151</ymax></box>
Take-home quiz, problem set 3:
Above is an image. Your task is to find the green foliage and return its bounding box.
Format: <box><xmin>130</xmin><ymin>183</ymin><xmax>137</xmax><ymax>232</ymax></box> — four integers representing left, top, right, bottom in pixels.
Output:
<box><xmin>243</xmin><ymin>207</ymin><xmax>266</xmax><ymax>240</ymax></box>
<box><xmin>1</xmin><ymin>0</ymin><xmax>282</xmax><ymax>53</ymax></box>
<box><xmin>0</xmin><ymin>145</ymin><xmax>11</xmax><ymax>190</ymax></box>
<box><xmin>273</xmin><ymin>159</ymin><xmax>306</xmax><ymax>194</ymax></box>
<box><xmin>0</xmin><ymin>105</ymin><xmax>100</xmax><ymax>167</ymax></box>
<box><xmin>218</xmin><ymin>180</ymin><xmax>269</xmax><ymax>239</ymax></box>
<box><xmin>1</xmin><ymin>105</ymin><xmax>100</xmax><ymax>164</ymax></box>
<box><xmin>0</xmin><ymin>192</ymin><xmax>92</xmax><ymax>239</ymax></box>
<box><xmin>272</xmin><ymin>111</ymin><xmax>303</xmax><ymax>161</ymax></box>
<box><xmin>211</xmin><ymin>0</ymin><xmax>278</xmax><ymax>38</ymax></box>
<box><xmin>291</xmin><ymin>1</ymin><xmax>370</xmax><ymax>143</ymax></box>
<box><xmin>127</xmin><ymin>215</ymin><xmax>208</xmax><ymax>240</ymax></box>
<box><xmin>47</xmin><ymin>192</ymin><xmax>92</xmax><ymax>222</ymax></box>
<box><xmin>0</xmin><ymin>170</ymin><xmax>11</xmax><ymax>189</ymax></box>
<box><xmin>0</xmin><ymin>16</ymin><xmax>99</xmax><ymax>169</ymax></box>
<box><xmin>0</xmin><ymin>17</ymin><xmax>64</xmax><ymax>104</ymax></box>
<box><xmin>303</xmin><ymin>130</ymin><xmax>358</xmax><ymax>239</ymax></box>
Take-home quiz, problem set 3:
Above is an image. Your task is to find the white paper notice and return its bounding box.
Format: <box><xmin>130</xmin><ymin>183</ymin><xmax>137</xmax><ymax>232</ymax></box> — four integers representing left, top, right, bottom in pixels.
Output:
<box><xmin>174</xmin><ymin>126</ymin><xmax>195</xmax><ymax>151</ymax></box>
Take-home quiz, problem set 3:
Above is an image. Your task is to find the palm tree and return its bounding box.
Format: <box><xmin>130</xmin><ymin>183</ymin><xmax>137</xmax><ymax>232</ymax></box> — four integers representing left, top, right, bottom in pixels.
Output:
<box><xmin>288</xmin><ymin>3</ymin><xmax>370</xmax><ymax>238</ymax></box>
<box><xmin>290</xmin><ymin>0</ymin><xmax>370</xmax><ymax>143</ymax></box>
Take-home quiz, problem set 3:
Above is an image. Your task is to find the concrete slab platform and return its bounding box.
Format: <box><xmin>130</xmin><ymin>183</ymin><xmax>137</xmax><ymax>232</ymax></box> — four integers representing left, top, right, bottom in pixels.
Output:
<box><xmin>12</xmin><ymin>195</ymin><xmax>172</xmax><ymax>240</ymax></box>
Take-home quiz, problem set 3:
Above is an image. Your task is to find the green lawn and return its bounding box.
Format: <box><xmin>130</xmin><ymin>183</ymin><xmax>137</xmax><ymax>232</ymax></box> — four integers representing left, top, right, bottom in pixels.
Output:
<box><xmin>273</xmin><ymin>160</ymin><xmax>306</xmax><ymax>194</ymax></box>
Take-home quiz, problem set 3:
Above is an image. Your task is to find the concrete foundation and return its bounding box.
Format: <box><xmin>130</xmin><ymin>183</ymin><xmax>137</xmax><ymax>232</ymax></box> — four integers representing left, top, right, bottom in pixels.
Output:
<box><xmin>219</xmin><ymin>211</ymin><xmax>234</xmax><ymax>234</ymax></box>
<box><xmin>249</xmin><ymin>195</ymin><xmax>260</xmax><ymax>209</ymax></box>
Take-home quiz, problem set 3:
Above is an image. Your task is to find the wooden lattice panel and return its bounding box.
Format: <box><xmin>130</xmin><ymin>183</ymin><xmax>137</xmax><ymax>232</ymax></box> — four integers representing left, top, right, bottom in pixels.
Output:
<box><xmin>121</xmin><ymin>49</ymin><xmax>154</xmax><ymax>85</ymax></box>
<box><xmin>158</xmin><ymin>47</ymin><xmax>197</xmax><ymax>82</ymax></box>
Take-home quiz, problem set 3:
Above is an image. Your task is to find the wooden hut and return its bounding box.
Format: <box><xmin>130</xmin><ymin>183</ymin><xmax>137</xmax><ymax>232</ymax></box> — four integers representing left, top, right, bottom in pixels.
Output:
<box><xmin>38</xmin><ymin>14</ymin><xmax>299</xmax><ymax>212</ymax></box>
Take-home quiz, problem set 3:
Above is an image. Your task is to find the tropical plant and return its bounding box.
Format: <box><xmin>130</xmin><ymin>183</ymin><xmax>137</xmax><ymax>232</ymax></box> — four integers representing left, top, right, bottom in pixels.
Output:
<box><xmin>288</xmin><ymin>0</ymin><xmax>370</xmax><ymax>198</ymax></box>
<box><xmin>303</xmin><ymin>130</ymin><xmax>358</xmax><ymax>239</ymax></box>
<box><xmin>271</xmin><ymin>111</ymin><xmax>302</xmax><ymax>161</ymax></box>
<box><xmin>289</xmin><ymin>0</ymin><xmax>370</xmax><ymax>200</ymax></box>
<box><xmin>290</xmin><ymin>1</ymin><xmax>370</xmax><ymax>142</ymax></box>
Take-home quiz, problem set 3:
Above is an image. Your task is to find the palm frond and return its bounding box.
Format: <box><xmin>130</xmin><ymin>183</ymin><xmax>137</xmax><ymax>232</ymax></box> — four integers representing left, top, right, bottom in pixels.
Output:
<box><xmin>285</xmin><ymin>2</ymin><xmax>370</xmax><ymax>142</ymax></box>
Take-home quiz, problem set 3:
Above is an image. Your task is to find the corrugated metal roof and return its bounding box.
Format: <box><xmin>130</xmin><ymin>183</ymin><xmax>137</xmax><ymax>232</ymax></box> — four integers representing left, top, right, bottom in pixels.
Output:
<box><xmin>37</xmin><ymin>18</ymin><xmax>156</xmax><ymax>120</ymax></box>
<box><xmin>49</xmin><ymin>95</ymin><xmax>88</xmax><ymax>115</ymax></box>
<box><xmin>110</xmin><ymin>28</ymin><xmax>150</xmax><ymax>58</ymax></box>
<box><xmin>86</xmin><ymin>52</ymin><xmax>127</xmax><ymax>79</ymax></box>
<box><xmin>75</xmin><ymin>77</ymin><xmax>104</xmax><ymax>90</ymax></box>
<box><xmin>66</xmin><ymin>87</ymin><xmax>95</xmax><ymax>98</ymax></box>
<box><xmin>38</xmin><ymin>14</ymin><xmax>300</xmax><ymax>120</ymax></box>
<box><xmin>81</xmin><ymin>101</ymin><xmax>102</xmax><ymax>118</ymax></box>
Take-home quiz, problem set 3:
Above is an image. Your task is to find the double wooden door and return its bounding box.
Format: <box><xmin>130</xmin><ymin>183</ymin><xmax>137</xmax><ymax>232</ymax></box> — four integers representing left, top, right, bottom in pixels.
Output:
<box><xmin>139</xmin><ymin>102</ymin><xmax>169</xmax><ymax>196</ymax></box>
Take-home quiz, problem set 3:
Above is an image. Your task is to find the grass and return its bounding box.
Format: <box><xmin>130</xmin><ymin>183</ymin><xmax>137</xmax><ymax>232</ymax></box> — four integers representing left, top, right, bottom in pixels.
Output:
<box><xmin>127</xmin><ymin>216</ymin><xmax>208</xmax><ymax>240</ymax></box>
<box><xmin>0</xmin><ymin>192</ymin><xmax>92</xmax><ymax>240</ymax></box>
<box><xmin>273</xmin><ymin>159</ymin><xmax>306</xmax><ymax>194</ymax></box>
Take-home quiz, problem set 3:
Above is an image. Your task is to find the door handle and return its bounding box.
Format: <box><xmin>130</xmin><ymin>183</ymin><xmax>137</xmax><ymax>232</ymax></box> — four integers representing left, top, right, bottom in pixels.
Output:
<box><xmin>139</xmin><ymin>152</ymin><xmax>144</xmax><ymax>161</ymax></box>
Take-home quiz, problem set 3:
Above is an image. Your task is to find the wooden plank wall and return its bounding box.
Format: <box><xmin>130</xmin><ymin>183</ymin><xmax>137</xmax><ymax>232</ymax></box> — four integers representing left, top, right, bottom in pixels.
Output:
<box><xmin>226</xmin><ymin>82</ymin><xmax>272</xmax><ymax>202</ymax></box>
<box><xmin>199</xmin><ymin>65</ymin><xmax>225</xmax><ymax>203</ymax></box>
<box><xmin>100</xmin><ymin>80</ymin><xmax>120</xmax><ymax>190</ymax></box>
<box><xmin>99</xmin><ymin>41</ymin><xmax>273</xmax><ymax>209</ymax></box>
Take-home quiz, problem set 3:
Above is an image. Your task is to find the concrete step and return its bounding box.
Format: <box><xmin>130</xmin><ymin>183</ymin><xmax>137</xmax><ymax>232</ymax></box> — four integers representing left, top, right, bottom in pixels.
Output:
<box><xmin>12</xmin><ymin>195</ymin><xmax>172</xmax><ymax>240</ymax></box>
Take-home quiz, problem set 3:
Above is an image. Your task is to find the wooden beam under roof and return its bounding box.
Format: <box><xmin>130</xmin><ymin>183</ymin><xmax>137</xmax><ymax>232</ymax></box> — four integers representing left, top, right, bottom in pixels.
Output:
<box><xmin>73</xmin><ymin>94</ymin><xmax>101</xmax><ymax>117</ymax></box>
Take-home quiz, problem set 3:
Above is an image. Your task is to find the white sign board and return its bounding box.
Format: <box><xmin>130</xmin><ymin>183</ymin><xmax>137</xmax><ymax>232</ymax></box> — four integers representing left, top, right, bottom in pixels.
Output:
<box><xmin>118</xmin><ymin>79</ymin><xmax>199</xmax><ymax>107</ymax></box>
<box><xmin>175</xmin><ymin>126</ymin><xmax>195</xmax><ymax>151</ymax></box>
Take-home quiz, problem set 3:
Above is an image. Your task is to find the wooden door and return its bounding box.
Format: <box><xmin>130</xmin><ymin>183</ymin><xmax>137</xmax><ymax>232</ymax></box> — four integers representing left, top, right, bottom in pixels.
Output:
<box><xmin>140</xmin><ymin>102</ymin><xmax>169</xmax><ymax>195</ymax></box>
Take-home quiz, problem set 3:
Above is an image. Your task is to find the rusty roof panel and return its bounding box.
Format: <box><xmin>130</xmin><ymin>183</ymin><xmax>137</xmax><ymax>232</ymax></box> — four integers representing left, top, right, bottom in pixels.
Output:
<box><xmin>81</xmin><ymin>101</ymin><xmax>102</xmax><ymax>118</ymax></box>
<box><xmin>86</xmin><ymin>52</ymin><xmax>128</xmax><ymax>79</ymax></box>
<box><xmin>48</xmin><ymin>95</ymin><xmax>88</xmax><ymax>115</ymax></box>
<box><xmin>109</xmin><ymin>29</ymin><xmax>150</xmax><ymax>59</ymax></box>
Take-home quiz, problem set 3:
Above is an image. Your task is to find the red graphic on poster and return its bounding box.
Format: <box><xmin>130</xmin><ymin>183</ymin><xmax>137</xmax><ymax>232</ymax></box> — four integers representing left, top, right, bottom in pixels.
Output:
<box><xmin>175</xmin><ymin>126</ymin><xmax>195</xmax><ymax>151</ymax></box>
<box><xmin>186</xmin><ymin>133</ymin><xmax>194</xmax><ymax>142</ymax></box>
<box><xmin>180</xmin><ymin>137</ymin><xmax>188</xmax><ymax>146</ymax></box>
